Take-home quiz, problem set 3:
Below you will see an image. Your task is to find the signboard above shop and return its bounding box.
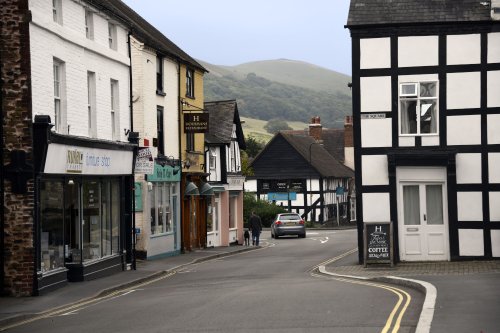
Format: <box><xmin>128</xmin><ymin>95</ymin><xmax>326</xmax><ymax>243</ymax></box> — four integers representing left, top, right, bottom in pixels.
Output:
<box><xmin>184</xmin><ymin>113</ymin><xmax>209</xmax><ymax>133</ymax></box>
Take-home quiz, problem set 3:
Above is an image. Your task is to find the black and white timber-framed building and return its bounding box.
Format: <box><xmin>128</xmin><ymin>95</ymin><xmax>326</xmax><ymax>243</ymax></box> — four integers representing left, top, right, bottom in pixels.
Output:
<box><xmin>347</xmin><ymin>0</ymin><xmax>500</xmax><ymax>263</ymax></box>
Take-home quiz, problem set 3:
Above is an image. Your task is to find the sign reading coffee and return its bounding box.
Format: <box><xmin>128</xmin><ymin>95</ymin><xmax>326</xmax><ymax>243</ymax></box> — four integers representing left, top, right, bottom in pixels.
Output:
<box><xmin>184</xmin><ymin>113</ymin><xmax>209</xmax><ymax>133</ymax></box>
<box><xmin>364</xmin><ymin>222</ymin><xmax>393</xmax><ymax>266</ymax></box>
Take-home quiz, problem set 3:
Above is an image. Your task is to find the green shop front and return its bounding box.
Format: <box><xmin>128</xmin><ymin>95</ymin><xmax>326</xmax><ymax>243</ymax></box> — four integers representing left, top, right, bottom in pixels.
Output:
<box><xmin>134</xmin><ymin>162</ymin><xmax>181</xmax><ymax>259</ymax></box>
<box><xmin>33</xmin><ymin>122</ymin><xmax>136</xmax><ymax>294</ymax></box>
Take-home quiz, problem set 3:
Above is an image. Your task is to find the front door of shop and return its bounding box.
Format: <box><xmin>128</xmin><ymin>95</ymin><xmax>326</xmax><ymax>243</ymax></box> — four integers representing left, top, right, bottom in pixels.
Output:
<box><xmin>398</xmin><ymin>182</ymin><xmax>449</xmax><ymax>261</ymax></box>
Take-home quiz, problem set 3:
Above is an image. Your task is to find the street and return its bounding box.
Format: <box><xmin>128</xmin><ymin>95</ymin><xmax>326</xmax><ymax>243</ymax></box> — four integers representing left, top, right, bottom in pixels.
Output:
<box><xmin>5</xmin><ymin>229</ymin><xmax>424</xmax><ymax>333</ymax></box>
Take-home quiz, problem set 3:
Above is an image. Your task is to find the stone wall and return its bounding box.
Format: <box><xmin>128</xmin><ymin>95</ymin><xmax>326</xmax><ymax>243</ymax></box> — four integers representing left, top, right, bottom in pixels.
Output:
<box><xmin>1</xmin><ymin>0</ymin><xmax>35</xmax><ymax>296</ymax></box>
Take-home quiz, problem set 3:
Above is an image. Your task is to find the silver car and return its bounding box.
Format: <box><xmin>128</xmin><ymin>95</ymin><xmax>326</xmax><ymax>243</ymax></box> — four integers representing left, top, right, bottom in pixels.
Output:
<box><xmin>270</xmin><ymin>213</ymin><xmax>306</xmax><ymax>239</ymax></box>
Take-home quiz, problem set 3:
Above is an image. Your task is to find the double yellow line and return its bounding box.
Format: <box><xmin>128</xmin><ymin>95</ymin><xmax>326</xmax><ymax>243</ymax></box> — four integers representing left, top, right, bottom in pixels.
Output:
<box><xmin>310</xmin><ymin>249</ymin><xmax>412</xmax><ymax>333</ymax></box>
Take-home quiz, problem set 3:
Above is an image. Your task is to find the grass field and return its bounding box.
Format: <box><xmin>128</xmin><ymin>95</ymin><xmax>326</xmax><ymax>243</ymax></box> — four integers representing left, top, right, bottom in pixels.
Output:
<box><xmin>241</xmin><ymin>117</ymin><xmax>307</xmax><ymax>143</ymax></box>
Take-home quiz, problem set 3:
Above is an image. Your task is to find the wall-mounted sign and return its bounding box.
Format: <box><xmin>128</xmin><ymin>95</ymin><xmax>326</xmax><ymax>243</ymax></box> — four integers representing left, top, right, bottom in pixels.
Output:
<box><xmin>361</xmin><ymin>113</ymin><xmax>386</xmax><ymax>119</ymax></box>
<box><xmin>135</xmin><ymin>148</ymin><xmax>154</xmax><ymax>174</ymax></box>
<box><xmin>364</xmin><ymin>222</ymin><xmax>393</xmax><ymax>267</ymax></box>
<box><xmin>268</xmin><ymin>192</ymin><xmax>297</xmax><ymax>201</ymax></box>
<box><xmin>184</xmin><ymin>113</ymin><xmax>209</xmax><ymax>133</ymax></box>
<box><xmin>228</xmin><ymin>175</ymin><xmax>245</xmax><ymax>191</ymax></box>
<box><xmin>259</xmin><ymin>179</ymin><xmax>306</xmax><ymax>193</ymax></box>
<box><xmin>45</xmin><ymin>143</ymin><xmax>133</xmax><ymax>175</ymax></box>
<box><xmin>146</xmin><ymin>163</ymin><xmax>180</xmax><ymax>182</ymax></box>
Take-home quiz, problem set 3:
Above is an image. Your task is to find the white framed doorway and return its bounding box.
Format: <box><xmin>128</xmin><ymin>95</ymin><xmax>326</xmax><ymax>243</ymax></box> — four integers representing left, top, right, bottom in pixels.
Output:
<box><xmin>207</xmin><ymin>196</ymin><xmax>220</xmax><ymax>247</ymax></box>
<box><xmin>396</xmin><ymin>167</ymin><xmax>450</xmax><ymax>261</ymax></box>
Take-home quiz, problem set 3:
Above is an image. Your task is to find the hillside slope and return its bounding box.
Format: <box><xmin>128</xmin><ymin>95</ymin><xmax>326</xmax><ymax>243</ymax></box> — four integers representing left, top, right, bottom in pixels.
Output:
<box><xmin>200</xmin><ymin>59</ymin><xmax>352</xmax><ymax>129</ymax></box>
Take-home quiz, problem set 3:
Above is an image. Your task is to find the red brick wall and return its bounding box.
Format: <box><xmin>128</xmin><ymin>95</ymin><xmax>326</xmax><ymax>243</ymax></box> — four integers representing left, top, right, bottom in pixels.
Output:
<box><xmin>1</xmin><ymin>0</ymin><xmax>35</xmax><ymax>296</ymax></box>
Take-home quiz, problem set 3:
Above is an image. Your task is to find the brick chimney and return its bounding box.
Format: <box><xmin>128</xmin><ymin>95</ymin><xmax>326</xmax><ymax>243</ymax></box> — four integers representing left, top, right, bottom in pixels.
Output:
<box><xmin>308</xmin><ymin>116</ymin><xmax>322</xmax><ymax>142</ymax></box>
<box><xmin>344</xmin><ymin>116</ymin><xmax>355</xmax><ymax>170</ymax></box>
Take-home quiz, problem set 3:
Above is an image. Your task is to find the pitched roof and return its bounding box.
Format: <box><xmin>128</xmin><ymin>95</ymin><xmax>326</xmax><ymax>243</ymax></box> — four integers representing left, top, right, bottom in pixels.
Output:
<box><xmin>346</xmin><ymin>0</ymin><xmax>491</xmax><ymax>27</ymax></box>
<box><xmin>280</xmin><ymin>133</ymin><xmax>353</xmax><ymax>178</ymax></box>
<box><xmin>92</xmin><ymin>0</ymin><xmax>206</xmax><ymax>72</ymax></box>
<box><xmin>282</xmin><ymin>128</ymin><xmax>346</xmax><ymax>162</ymax></box>
<box><xmin>204</xmin><ymin>100</ymin><xmax>246</xmax><ymax>149</ymax></box>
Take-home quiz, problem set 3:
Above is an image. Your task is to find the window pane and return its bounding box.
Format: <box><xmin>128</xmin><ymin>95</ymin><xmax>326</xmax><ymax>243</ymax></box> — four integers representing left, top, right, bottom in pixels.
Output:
<box><xmin>400</xmin><ymin>100</ymin><xmax>417</xmax><ymax>134</ymax></box>
<box><xmin>403</xmin><ymin>185</ymin><xmax>420</xmax><ymax>225</ymax></box>
<box><xmin>102</xmin><ymin>181</ymin><xmax>112</xmax><ymax>257</ymax></box>
<box><xmin>83</xmin><ymin>181</ymin><xmax>101</xmax><ymax>261</ymax></box>
<box><xmin>111</xmin><ymin>180</ymin><xmax>120</xmax><ymax>254</ymax></box>
<box><xmin>40</xmin><ymin>181</ymin><xmax>64</xmax><ymax>272</ymax></box>
<box><xmin>420</xmin><ymin>101</ymin><xmax>437</xmax><ymax>134</ymax></box>
<box><xmin>165</xmin><ymin>184</ymin><xmax>171</xmax><ymax>232</ymax></box>
<box><xmin>426</xmin><ymin>185</ymin><xmax>443</xmax><ymax>225</ymax></box>
<box><xmin>420</xmin><ymin>82</ymin><xmax>437</xmax><ymax>97</ymax></box>
<box><xmin>65</xmin><ymin>180</ymin><xmax>80</xmax><ymax>263</ymax></box>
<box><xmin>151</xmin><ymin>185</ymin><xmax>157</xmax><ymax>234</ymax></box>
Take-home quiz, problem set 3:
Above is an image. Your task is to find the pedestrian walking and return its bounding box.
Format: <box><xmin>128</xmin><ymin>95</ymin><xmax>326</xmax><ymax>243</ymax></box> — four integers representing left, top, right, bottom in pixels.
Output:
<box><xmin>248</xmin><ymin>211</ymin><xmax>263</xmax><ymax>246</ymax></box>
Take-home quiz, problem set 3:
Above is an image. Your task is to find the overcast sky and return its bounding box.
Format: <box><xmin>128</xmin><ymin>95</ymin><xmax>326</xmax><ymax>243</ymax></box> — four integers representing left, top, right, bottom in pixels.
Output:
<box><xmin>121</xmin><ymin>0</ymin><xmax>352</xmax><ymax>75</ymax></box>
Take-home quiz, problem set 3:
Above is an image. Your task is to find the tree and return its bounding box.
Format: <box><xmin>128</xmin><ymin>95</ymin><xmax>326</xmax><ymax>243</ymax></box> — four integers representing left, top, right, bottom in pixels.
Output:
<box><xmin>245</xmin><ymin>135</ymin><xmax>265</xmax><ymax>158</ymax></box>
<box><xmin>264</xmin><ymin>118</ymin><xmax>292</xmax><ymax>134</ymax></box>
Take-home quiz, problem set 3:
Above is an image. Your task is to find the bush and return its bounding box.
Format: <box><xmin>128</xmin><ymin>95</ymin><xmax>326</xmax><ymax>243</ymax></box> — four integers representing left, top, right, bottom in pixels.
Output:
<box><xmin>243</xmin><ymin>192</ymin><xmax>287</xmax><ymax>227</ymax></box>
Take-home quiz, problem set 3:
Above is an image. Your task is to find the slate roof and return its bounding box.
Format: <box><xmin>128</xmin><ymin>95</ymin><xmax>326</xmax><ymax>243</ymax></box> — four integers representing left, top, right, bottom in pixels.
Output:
<box><xmin>92</xmin><ymin>0</ymin><xmax>206</xmax><ymax>72</ymax></box>
<box><xmin>283</xmin><ymin>129</ymin><xmax>346</xmax><ymax>162</ymax></box>
<box><xmin>346</xmin><ymin>0</ymin><xmax>492</xmax><ymax>27</ymax></box>
<box><xmin>280</xmin><ymin>133</ymin><xmax>353</xmax><ymax>179</ymax></box>
<box><xmin>204</xmin><ymin>100</ymin><xmax>246</xmax><ymax>149</ymax></box>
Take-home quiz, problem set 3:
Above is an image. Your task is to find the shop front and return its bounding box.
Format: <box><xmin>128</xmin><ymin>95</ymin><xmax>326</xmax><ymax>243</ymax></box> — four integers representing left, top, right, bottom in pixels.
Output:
<box><xmin>135</xmin><ymin>162</ymin><xmax>181</xmax><ymax>259</ymax></box>
<box><xmin>34</xmin><ymin>125</ymin><xmax>135</xmax><ymax>294</ymax></box>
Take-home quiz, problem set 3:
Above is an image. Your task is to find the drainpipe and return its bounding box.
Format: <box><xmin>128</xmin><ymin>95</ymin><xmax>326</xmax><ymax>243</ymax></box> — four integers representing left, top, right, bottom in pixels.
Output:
<box><xmin>177</xmin><ymin>61</ymin><xmax>184</xmax><ymax>253</ymax></box>
<box><xmin>128</xmin><ymin>30</ymin><xmax>136</xmax><ymax>270</ymax></box>
<box><xmin>0</xmin><ymin>43</ymin><xmax>4</xmax><ymax>294</ymax></box>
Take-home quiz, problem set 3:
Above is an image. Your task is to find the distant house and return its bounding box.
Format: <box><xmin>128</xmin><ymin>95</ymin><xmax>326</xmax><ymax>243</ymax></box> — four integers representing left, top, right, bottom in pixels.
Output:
<box><xmin>346</xmin><ymin>0</ymin><xmax>500</xmax><ymax>263</ymax></box>
<box><xmin>204</xmin><ymin>100</ymin><xmax>246</xmax><ymax>246</ymax></box>
<box><xmin>245</xmin><ymin>117</ymin><xmax>354</xmax><ymax>224</ymax></box>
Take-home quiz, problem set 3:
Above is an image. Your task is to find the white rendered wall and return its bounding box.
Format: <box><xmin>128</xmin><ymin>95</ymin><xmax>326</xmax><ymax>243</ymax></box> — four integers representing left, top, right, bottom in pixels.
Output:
<box><xmin>361</xmin><ymin>118</ymin><xmax>392</xmax><ymax>147</ymax></box>
<box><xmin>459</xmin><ymin>229</ymin><xmax>484</xmax><ymax>256</ymax></box>
<box><xmin>488</xmin><ymin>114</ymin><xmax>500</xmax><ymax>144</ymax></box>
<box><xmin>447</xmin><ymin>34</ymin><xmax>481</xmax><ymax>65</ymax></box>
<box><xmin>447</xmin><ymin>115</ymin><xmax>481</xmax><ymax>145</ymax></box>
<box><xmin>456</xmin><ymin>153</ymin><xmax>482</xmax><ymax>184</ymax></box>
<box><xmin>361</xmin><ymin>155</ymin><xmax>389</xmax><ymax>185</ymax></box>
<box><xmin>344</xmin><ymin>147</ymin><xmax>355</xmax><ymax>170</ymax></box>
<box><xmin>491</xmin><ymin>230</ymin><xmax>500</xmax><ymax>257</ymax></box>
<box><xmin>398</xmin><ymin>36</ymin><xmax>439</xmax><ymax>67</ymax></box>
<box><xmin>163</xmin><ymin>58</ymin><xmax>180</xmax><ymax>157</ymax></box>
<box><xmin>362</xmin><ymin>193</ymin><xmax>391</xmax><ymax>222</ymax></box>
<box><xmin>488</xmin><ymin>33</ymin><xmax>500</xmax><ymax>63</ymax></box>
<box><xmin>487</xmin><ymin>71</ymin><xmax>500</xmax><ymax>107</ymax></box>
<box><xmin>447</xmin><ymin>72</ymin><xmax>481</xmax><ymax>109</ymax></box>
<box><xmin>30</xmin><ymin>0</ymin><xmax>130</xmax><ymax>141</ymax></box>
<box><xmin>360</xmin><ymin>76</ymin><xmax>392</xmax><ymax>112</ymax></box>
<box><xmin>490</xmin><ymin>192</ymin><xmax>500</xmax><ymax>222</ymax></box>
<box><xmin>457</xmin><ymin>192</ymin><xmax>483</xmax><ymax>221</ymax></box>
<box><xmin>489</xmin><ymin>153</ymin><xmax>500</xmax><ymax>183</ymax></box>
<box><xmin>360</xmin><ymin>38</ymin><xmax>391</xmax><ymax>69</ymax></box>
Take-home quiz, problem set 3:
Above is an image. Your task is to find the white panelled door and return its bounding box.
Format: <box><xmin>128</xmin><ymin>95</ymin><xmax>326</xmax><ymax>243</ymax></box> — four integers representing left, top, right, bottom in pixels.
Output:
<box><xmin>397</xmin><ymin>168</ymin><xmax>449</xmax><ymax>261</ymax></box>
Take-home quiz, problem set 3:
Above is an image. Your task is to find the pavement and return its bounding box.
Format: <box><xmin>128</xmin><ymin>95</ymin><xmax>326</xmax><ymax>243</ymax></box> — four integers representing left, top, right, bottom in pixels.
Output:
<box><xmin>1</xmin><ymin>242</ymin><xmax>499</xmax><ymax>333</ymax></box>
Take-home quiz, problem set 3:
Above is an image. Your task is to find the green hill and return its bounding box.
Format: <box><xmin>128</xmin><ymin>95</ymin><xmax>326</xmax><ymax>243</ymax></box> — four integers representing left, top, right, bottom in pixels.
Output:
<box><xmin>200</xmin><ymin>59</ymin><xmax>352</xmax><ymax>129</ymax></box>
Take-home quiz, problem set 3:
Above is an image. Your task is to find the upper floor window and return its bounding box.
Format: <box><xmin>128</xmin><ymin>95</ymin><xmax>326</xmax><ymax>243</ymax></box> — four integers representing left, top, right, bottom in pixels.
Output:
<box><xmin>87</xmin><ymin>71</ymin><xmax>96</xmax><ymax>138</ymax></box>
<box><xmin>157</xmin><ymin>106</ymin><xmax>164</xmax><ymax>155</ymax></box>
<box><xmin>110</xmin><ymin>79</ymin><xmax>119</xmax><ymax>140</ymax></box>
<box><xmin>53</xmin><ymin>59</ymin><xmax>66</xmax><ymax>133</ymax></box>
<box><xmin>186</xmin><ymin>133</ymin><xmax>195</xmax><ymax>152</ymax></box>
<box><xmin>108</xmin><ymin>23</ymin><xmax>117</xmax><ymax>50</ymax></box>
<box><xmin>186</xmin><ymin>68</ymin><xmax>194</xmax><ymax>98</ymax></box>
<box><xmin>156</xmin><ymin>56</ymin><xmax>164</xmax><ymax>95</ymax></box>
<box><xmin>52</xmin><ymin>0</ymin><xmax>62</xmax><ymax>24</ymax></box>
<box><xmin>85</xmin><ymin>10</ymin><xmax>94</xmax><ymax>40</ymax></box>
<box><xmin>399</xmin><ymin>81</ymin><xmax>438</xmax><ymax>135</ymax></box>
<box><xmin>209</xmin><ymin>148</ymin><xmax>217</xmax><ymax>170</ymax></box>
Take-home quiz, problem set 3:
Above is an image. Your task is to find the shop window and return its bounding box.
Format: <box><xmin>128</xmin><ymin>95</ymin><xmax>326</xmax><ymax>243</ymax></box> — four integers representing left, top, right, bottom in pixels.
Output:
<box><xmin>83</xmin><ymin>181</ymin><xmax>101</xmax><ymax>260</ymax></box>
<box><xmin>399</xmin><ymin>81</ymin><xmax>439</xmax><ymax>136</ymax></box>
<box><xmin>150</xmin><ymin>183</ymin><xmax>172</xmax><ymax>235</ymax></box>
<box><xmin>40</xmin><ymin>181</ymin><xmax>65</xmax><ymax>272</ymax></box>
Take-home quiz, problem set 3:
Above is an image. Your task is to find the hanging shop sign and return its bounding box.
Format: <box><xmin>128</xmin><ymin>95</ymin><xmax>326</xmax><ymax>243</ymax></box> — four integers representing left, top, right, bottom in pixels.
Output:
<box><xmin>45</xmin><ymin>143</ymin><xmax>133</xmax><ymax>175</ymax></box>
<box><xmin>364</xmin><ymin>222</ymin><xmax>393</xmax><ymax>267</ymax></box>
<box><xmin>184</xmin><ymin>113</ymin><xmax>209</xmax><ymax>133</ymax></box>
<box><xmin>135</xmin><ymin>147</ymin><xmax>154</xmax><ymax>174</ymax></box>
<box><xmin>146</xmin><ymin>163</ymin><xmax>180</xmax><ymax>182</ymax></box>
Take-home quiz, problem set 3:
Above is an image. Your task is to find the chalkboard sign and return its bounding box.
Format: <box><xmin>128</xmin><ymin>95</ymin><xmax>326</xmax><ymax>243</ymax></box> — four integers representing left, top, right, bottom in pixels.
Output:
<box><xmin>364</xmin><ymin>222</ymin><xmax>393</xmax><ymax>267</ymax></box>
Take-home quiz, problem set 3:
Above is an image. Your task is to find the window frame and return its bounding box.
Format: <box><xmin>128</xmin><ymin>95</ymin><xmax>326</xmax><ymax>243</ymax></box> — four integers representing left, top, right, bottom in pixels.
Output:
<box><xmin>186</xmin><ymin>132</ymin><xmax>195</xmax><ymax>152</ymax></box>
<box><xmin>156</xmin><ymin>56</ymin><xmax>165</xmax><ymax>95</ymax></box>
<box><xmin>110</xmin><ymin>79</ymin><xmax>119</xmax><ymax>140</ymax></box>
<box><xmin>157</xmin><ymin>106</ymin><xmax>164</xmax><ymax>155</ymax></box>
<box><xmin>186</xmin><ymin>68</ymin><xmax>194</xmax><ymax>98</ymax></box>
<box><xmin>399</xmin><ymin>80</ymin><xmax>439</xmax><ymax>137</ymax></box>
<box><xmin>52</xmin><ymin>0</ymin><xmax>62</xmax><ymax>24</ymax></box>
<box><xmin>53</xmin><ymin>59</ymin><xmax>66</xmax><ymax>134</ymax></box>
<box><xmin>85</xmin><ymin>9</ymin><xmax>94</xmax><ymax>40</ymax></box>
<box><xmin>108</xmin><ymin>22</ymin><xmax>117</xmax><ymax>50</ymax></box>
<box><xmin>87</xmin><ymin>71</ymin><xmax>96</xmax><ymax>138</ymax></box>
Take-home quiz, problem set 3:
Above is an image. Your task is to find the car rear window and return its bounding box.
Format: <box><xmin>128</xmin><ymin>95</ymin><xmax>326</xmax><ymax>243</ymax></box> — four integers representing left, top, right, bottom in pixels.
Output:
<box><xmin>280</xmin><ymin>214</ymin><xmax>301</xmax><ymax>221</ymax></box>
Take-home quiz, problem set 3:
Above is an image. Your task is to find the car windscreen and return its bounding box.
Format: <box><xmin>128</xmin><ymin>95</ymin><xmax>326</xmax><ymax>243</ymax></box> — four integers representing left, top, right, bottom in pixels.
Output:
<box><xmin>280</xmin><ymin>215</ymin><xmax>301</xmax><ymax>221</ymax></box>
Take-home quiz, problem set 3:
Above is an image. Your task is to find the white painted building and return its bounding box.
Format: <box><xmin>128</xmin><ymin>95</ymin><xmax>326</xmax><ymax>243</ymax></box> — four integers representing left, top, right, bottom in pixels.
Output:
<box><xmin>347</xmin><ymin>0</ymin><xmax>500</xmax><ymax>263</ymax></box>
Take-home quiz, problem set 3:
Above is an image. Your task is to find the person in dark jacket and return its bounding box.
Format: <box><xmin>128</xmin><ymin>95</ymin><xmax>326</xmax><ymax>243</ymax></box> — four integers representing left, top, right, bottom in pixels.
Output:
<box><xmin>248</xmin><ymin>211</ymin><xmax>263</xmax><ymax>246</ymax></box>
